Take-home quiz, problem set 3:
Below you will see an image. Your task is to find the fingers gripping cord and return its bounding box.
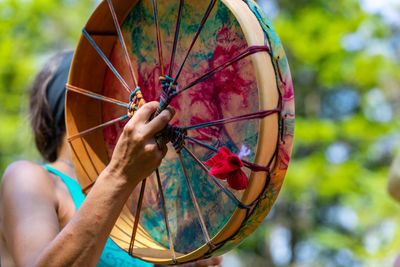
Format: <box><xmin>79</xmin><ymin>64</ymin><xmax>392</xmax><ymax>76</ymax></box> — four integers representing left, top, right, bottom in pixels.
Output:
<box><xmin>154</xmin><ymin>76</ymin><xmax>183</xmax><ymax>149</ymax></box>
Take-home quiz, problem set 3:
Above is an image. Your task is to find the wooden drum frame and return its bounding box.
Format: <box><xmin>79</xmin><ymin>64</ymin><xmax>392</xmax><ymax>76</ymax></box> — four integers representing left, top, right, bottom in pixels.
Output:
<box><xmin>66</xmin><ymin>0</ymin><xmax>295</xmax><ymax>264</ymax></box>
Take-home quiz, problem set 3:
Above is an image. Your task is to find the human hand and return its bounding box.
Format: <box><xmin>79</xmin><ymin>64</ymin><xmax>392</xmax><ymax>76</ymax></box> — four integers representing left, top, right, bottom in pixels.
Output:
<box><xmin>107</xmin><ymin>101</ymin><xmax>175</xmax><ymax>185</ymax></box>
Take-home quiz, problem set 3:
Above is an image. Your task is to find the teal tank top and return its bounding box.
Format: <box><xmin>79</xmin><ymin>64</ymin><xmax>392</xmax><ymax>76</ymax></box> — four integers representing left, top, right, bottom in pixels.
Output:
<box><xmin>43</xmin><ymin>165</ymin><xmax>152</xmax><ymax>267</ymax></box>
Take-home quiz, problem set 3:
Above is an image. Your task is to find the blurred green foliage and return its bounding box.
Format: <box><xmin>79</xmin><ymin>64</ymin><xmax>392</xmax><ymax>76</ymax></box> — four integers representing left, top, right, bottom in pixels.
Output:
<box><xmin>234</xmin><ymin>0</ymin><xmax>400</xmax><ymax>266</ymax></box>
<box><xmin>0</xmin><ymin>0</ymin><xmax>98</xmax><ymax>170</ymax></box>
<box><xmin>1</xmin><ymin>0</ymin><xmax>400</xmax><ymax>266</ymax></box>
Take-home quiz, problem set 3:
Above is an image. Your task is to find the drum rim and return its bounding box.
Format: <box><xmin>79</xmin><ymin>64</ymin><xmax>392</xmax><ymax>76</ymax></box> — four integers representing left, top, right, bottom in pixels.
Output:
<box><xmin>66</xmin><ymin>0</ymin><xmax>293</xmax><ymax>264</ymax></box>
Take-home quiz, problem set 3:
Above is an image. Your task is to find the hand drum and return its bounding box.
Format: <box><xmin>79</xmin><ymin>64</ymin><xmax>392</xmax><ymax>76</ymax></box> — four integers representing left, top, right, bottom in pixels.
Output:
<box><xmin>65</xmin><ymin>0</ymin><xmax>295</xmax><ymax>264</ymax></box>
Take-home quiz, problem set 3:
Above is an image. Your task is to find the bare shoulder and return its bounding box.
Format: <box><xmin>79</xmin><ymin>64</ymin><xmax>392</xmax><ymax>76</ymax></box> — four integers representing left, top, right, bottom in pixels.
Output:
<box><xmin>1</xmin><ymin>161</ymin><xmax>56</xmax><ymax>202</ymax></box>
<box><xmin>0</xmin><ymin>160</ymin><xmax>58</xmax><ymax>233</ymax></box>
<box><xmin>1</xmin><ymin>161</ymin><xmax>61</xmax><ymax>267</ymax></box>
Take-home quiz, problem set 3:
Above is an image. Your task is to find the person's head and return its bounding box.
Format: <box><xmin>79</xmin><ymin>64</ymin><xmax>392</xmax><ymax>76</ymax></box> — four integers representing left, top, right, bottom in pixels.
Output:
<box><xmin>29</xmin><ymin>51</ymin><xmax>73</xmax><ymax>162</ymax></box>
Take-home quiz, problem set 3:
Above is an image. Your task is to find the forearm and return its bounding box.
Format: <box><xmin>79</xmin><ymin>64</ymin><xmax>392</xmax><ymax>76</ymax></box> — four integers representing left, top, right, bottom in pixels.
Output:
<box><xmin>35</xmin><ymin>167</ymin><xmax>137</xmax><ymax>267</ymax></box>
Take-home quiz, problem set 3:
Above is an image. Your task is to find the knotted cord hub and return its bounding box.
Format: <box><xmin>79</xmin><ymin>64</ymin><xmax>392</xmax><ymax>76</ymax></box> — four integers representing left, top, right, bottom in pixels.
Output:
<box><xmin>157</xmin><ymin>75</ymin><xmax>178</xmax><ymax>114</ymax></box>
<box><xmin>153</xmin><ymin>76</ymin><xmax>180</xmax><ymax>149</ymax></box>
<box><xmin>128</xmin><ymin>87</ymin><xmax>145</xmax><ymax>117</ymax></box>
<box><xmin>160</xmin><ymin>125</ymin><xmax>186</xmax><ymax>152</ymax></box>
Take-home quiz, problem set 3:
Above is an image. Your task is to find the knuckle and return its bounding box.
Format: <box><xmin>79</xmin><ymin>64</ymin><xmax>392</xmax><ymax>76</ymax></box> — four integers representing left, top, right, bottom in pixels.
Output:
<box><xmin>140</xmin><ymin>103</ymin><xmax>152</xmax><ymax>112</ymax></box>
<box><xmin>158</xmin><ymin>111</ymin><xmax>172</xmax><ymax>124</ymax></box>
<box><xmin>124</xmin><ymin>123</ymin><xmax>135</xmax><ymax>134</ymax></box>
<box><xmin>145</xmin><ymin>144</ymin><xmax>157</xmax><ymax>154</ymax></box>
<box><xmin>148</xmin><ymin>101</ymin><xmax>159</xmax><ymax>106</ymax></box>
<box><xmin>142</xmin><ymin>102</ymin><xmax>158</xmax><ymax>112</ymax></box>
<box><xmin>133</xmin><ymin>132</ymin><xmax>145</xmax><ymax>144</ymax></box>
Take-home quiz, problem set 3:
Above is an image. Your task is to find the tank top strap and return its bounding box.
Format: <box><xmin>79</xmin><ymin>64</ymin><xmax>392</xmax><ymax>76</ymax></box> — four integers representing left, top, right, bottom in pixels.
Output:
<box><xmin>42</xmin><ymin>164</ymin><xmax>85</xmax><ymax>209</ymax></box>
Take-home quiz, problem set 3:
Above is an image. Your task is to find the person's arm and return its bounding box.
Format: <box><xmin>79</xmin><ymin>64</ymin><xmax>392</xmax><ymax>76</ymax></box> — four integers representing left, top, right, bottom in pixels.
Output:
<box><xmin>388</xmin><ymin>151</ymin><xmax>400</xmax><ymax>201</ymax></box>
<box><xmin>1</xmin><ymin>102</ymin><xmax>173</xmax><ymax>267</ymax></box>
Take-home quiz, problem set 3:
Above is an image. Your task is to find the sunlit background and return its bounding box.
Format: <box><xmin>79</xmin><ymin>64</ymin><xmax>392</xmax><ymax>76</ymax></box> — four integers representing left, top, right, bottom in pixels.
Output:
<box><xmin>1</xmin><ymin>0</ymin><xmax>400</xmax><ymax>266</ymax></box>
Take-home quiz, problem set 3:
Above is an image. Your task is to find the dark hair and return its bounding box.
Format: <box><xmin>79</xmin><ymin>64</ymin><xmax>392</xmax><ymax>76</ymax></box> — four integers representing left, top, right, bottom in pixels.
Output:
<box><xmin>29</xmin><ymin>51</ymin><xmax>73</xmax><ymax>162</ymax></box>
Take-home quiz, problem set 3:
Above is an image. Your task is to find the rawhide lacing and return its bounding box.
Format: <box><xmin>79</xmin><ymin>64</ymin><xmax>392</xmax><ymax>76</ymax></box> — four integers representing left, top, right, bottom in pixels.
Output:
<box><xmin>128</xmin><ymin>87</ymin><xmax>145</xmax><ymax>117</ymax></box>
<box><xmin>157</xmin><ymin>75</ymin><xmax>178</xmax><ymax>114</ymax></box>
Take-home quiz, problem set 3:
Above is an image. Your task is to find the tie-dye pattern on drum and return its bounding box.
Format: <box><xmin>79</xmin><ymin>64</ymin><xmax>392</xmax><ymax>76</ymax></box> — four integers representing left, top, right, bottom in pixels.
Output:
<box><xmin>214</xmin><ymin>0</ymin><xmax>295</xmax><ymax>255</ymax></box>
<box><xmin>102</xmin><ymin>1</ymin><xmax>260</xmax><ymax>254</ymax></box>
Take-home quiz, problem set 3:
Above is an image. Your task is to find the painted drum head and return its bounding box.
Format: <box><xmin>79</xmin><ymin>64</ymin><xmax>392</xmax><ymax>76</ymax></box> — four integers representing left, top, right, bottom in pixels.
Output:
<box><xmin>66</xmin><ymin>0</ymin><xmax>294</xmax><ymax>264</ymax></box>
